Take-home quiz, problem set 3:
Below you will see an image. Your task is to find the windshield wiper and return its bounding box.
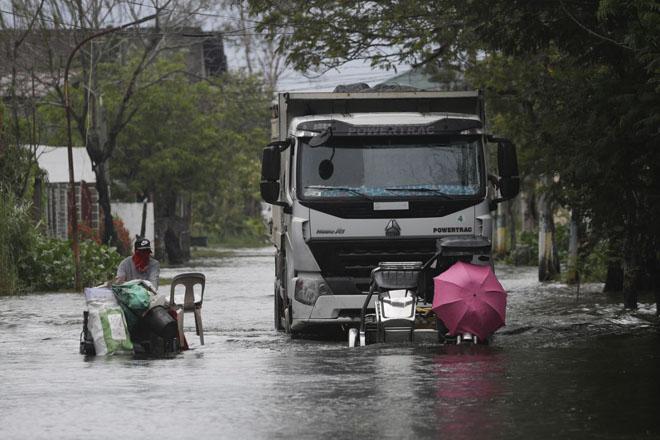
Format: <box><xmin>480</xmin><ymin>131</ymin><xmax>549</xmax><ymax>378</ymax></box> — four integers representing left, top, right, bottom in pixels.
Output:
<box><xmin>385</xmin><ymin>187</ymin><xmax>457</xmax><ymax>199</ymax></box>
<box><xmin>304</xmin><ymin>185</ymin><xmax>373</xmax><ymax>200</ymax></box>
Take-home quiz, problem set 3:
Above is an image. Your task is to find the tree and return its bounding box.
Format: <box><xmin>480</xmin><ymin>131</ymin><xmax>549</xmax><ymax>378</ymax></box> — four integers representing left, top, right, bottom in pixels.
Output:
<box><xmin>111</xmin><ymin>63</ymin><xmax>270</xmax><ymax>256</ymax></box>
<box><xmin>221</xmin><ymin>0</ymin><xmax>288</xmax><ymax>92</ymax></box>
<box><xmin>249</xmin><ymin>0</ymin><xmax>660</xmax><ymax>307</ymax></box>
<box><xmin>8</xmin><ymin>0</ymin><xmax>216</xmax><ymax>248</ymax></box>
<box><xmin>191</xmin><ymin>72</ymin><xmax>270</xmax><ymax>241</ymax></box>
<box><xmin>110</xmin><ymin>57</ymin><xmax>210</xmax><ymax>261</ymax></box>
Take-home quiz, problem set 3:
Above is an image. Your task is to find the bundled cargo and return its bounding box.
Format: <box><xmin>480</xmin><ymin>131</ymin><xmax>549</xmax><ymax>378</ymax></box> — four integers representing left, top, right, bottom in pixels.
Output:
<box><xmin>82</xmin><ymin>287</ymin><xmax>133</xmax><ymax>356</ymax></box>
<box><xmin>113</xmin><ymin>280</ymin><xmax>178</xmax><ymax>342</ymax></box>
<box><xmin>80</xmin><ymin>281</ymin><xmax>179</xmax><ymax>357</ymax></box>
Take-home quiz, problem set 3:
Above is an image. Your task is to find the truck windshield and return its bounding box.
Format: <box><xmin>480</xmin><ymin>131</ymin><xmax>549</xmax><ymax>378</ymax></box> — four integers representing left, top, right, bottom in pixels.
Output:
<box><xmin>298</xmin><ymin>136</ymin><xmax>482</xmax><ymax>199</ymax></box>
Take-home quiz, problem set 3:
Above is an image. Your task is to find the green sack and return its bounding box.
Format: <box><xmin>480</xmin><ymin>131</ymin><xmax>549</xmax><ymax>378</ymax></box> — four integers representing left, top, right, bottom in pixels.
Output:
<box><xmin>88</xmin><ymin>307</ymin><xmax>133</xmax><ymax>355</ymax></box>
<box><xmin>112</xmin><ymin>281</ymin><xmax>152</xmax><ymax>332</ymax></box>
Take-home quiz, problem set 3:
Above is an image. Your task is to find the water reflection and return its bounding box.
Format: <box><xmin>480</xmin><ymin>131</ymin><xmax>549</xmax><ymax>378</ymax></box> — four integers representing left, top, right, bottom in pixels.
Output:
<box><xmin>371</xmin><ymin>353</ymin><xmax>417</xmax><ymax>438</ymax></box>
<box><xmin>433</xmin><ymin>346</ymin><xmax>506</xmax><ymax>440</ymax></box>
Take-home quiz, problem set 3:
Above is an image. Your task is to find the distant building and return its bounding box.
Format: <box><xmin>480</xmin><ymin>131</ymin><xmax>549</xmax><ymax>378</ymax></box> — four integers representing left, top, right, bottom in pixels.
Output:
<box><xmin>31</xmin><ymin>145</ymin><xmax>157</xmax><ymax>248</ymax></box>
<box><xmin>0</xmin><ymin>28</ymin><xmax>227</xmax><ymax>100</ymax></box>
<box><xmin>30</xmin><ymin>145</ymin><xmax>99</xmax><ymax>240</ymax></box>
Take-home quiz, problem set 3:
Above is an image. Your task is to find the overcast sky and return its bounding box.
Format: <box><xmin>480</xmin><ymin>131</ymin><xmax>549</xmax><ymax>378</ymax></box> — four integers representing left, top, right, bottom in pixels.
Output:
<box><xmin>222</xmin><ymin>40</ymin><xmax>410</xmax><ymax>92</ymax></box>
<box><xmin>275</xmin><ymin>62</ymin><xmax>408</xmax><ymax>92</ymax></box>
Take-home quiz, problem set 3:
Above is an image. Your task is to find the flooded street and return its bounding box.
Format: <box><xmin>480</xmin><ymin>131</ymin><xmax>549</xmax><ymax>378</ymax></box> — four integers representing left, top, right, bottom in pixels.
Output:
<box><xmin>1</xmin><ymin>247</ymin><xmax>659</xmax><ymax>439</ymax></box>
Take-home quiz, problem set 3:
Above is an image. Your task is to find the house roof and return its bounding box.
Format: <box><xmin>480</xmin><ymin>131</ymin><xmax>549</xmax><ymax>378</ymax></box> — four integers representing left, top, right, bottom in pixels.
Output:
<box><xmin>31</xmin><ymin>145</ymin><xmax>96</xmax><ymax>183</ymax></box>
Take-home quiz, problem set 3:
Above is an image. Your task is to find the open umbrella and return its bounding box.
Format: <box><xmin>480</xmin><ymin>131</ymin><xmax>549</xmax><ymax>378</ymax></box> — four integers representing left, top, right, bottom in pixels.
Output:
<box><xmin>432</xmin><ymin>261</ymin><xmax>506</xmax><ymax>340</ymax></box>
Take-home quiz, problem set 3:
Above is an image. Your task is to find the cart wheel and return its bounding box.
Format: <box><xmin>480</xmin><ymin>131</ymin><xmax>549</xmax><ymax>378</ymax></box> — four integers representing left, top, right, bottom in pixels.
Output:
<box><xmin>348</xmin><ymin>328</ymin><xmax>358</xmax><ymax>347</ymax></box>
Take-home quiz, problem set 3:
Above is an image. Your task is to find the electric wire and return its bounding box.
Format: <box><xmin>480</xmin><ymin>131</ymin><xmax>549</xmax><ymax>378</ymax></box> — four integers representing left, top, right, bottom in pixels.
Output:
<box><xmin>0</xmin><ymin>6</ymin><xmax>293</xmax><ymax>37</ymax></box>
<box><xmin>123</xmin><ymin>0</ymin><xmax>264</xmax><ymax>24</ymax></box>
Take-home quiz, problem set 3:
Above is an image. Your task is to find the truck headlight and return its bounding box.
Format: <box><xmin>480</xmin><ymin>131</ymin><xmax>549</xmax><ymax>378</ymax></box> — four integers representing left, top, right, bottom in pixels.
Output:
<box><xmin>293</xmin><ymin>278</ymin><xmax>332</xmax><ymax>306</ymax></box>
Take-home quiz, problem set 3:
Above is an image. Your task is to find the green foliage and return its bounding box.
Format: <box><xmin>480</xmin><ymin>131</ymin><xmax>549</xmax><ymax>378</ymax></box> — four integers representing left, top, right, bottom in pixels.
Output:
<box><xmin>194</xmin><ymin>74</ymin><xmax>270</xmax><ymax>240</ymax></box>
<box><xmin>79</xmin><ymin>240</ymin><xmax>124</xmax><ymax>287</ymax></box>
<box><xmin>0</xmin><ymin>141</ymin><xmax>40</xmax><ymax>200</ymax></box>
<box><xmin>505</xmin><ymin>225</ymin><xmax>607</xmax><ymax>281</ymax></box>
<box><xmin>578</xmin><ymin>239</ymin><xmax>609</xmax><ymax>283</ymax></box>
<box><xmin>19</xmin><ymin>237</ymin><xmax>72</xmax><ymax>290</ymax></box>
<box><xmin>0</xmin><ymin>187</ymin><xmax>38</xmax><ymax>294</ymax></box>
<box><xmin>112</xmin><ymin>65</ymin><xmax>271</xmax><ymax>241</ymax></box>
<box><xmin>249</xmin><ymin>0</ymin><xmax>659</xmax><ymax>292</ymax></box>
<box><xmin>519</xmin><ymin>229</ymin><xmax>538</xmax><ymax>247</ymax></box>
<box><xmin>3</xmin><ymin>179</ymin><xmax>121</xmax><ymax>294</ymax></box>
<box><xmin>18</xmin><ymin>236</ymin><xmax>122</xmax><ymax>292</ymax></box>
<box><xmin>250</xmin><ymin>0</ymin><xmax>474</xmax><ymax>72</ymax></box>
<box><xmin>0</xmin><ymin>160</ymin><xmax>121</xmax><ymax>293</ymax></box>
<box><xmin>35</xmin><ymin>53</ymin><xmax>272</xmax><ymax>248</ymax></box>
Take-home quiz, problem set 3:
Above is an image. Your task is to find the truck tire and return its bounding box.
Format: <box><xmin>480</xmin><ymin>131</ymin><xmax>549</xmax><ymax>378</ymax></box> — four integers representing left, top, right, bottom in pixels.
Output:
<box><xmin>274</xmin><ymin>250</ymin><xmax>286</xmax><ymax>331</ymax></box>
<box><xmin>277</xmin><ymin>249</ymin><xmax>299</xmax><ymax>338</ymax></box>
<box><xmin>283</xmin><ymin>302</ymin><xmax>302</xmax><ymax>339</ymax></box>
<box><xmin>274</xmin><ymin>281</ymin><xmax>284</xmax><ymax>331</ymax></box>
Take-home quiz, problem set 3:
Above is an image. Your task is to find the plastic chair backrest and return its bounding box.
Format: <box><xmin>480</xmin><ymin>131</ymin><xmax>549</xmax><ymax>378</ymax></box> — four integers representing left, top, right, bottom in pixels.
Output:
<box><xmin>170</xmin><ymin>272</ymin><xmax>205</xmax><ymax>309</ymax></box>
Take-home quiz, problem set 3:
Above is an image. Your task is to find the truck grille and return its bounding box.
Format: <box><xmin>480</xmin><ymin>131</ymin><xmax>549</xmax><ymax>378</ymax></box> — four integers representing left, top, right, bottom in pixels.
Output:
<box><xmin>300</xmin><ymin>199</ymin><xmax>478</xmax><ymax>219</ymax></box>
<box><xmin>308</xmin><ymin>238</ymin><xmax>474</xmax><ymax>301</ymax></box>
<box><xmin>308</xmin><ymin>238</ymin><xmax>436</xmax><ymax>288</ymax></box>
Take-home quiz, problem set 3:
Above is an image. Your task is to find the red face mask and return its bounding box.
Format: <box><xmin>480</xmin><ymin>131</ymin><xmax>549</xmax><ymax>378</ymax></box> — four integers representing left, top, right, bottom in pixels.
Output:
<box><xmin>132</xmin><ymin>249</ymin><xmax>151</xmax><ymax>273</ymax></box>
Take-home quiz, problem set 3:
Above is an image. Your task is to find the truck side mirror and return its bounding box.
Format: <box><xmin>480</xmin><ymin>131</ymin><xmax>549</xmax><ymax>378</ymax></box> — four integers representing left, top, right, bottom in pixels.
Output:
<box><xmin>260</xmin><ymin>141</ymin><xmax>292</xmax><ymax>209</ymax></box>
<box><xmin>497</xmin><ymin>140</ymin><xmax>520</xmax><ymax>200</ymax></box>
<box><xmin>261</xmin><ymin>144</ymin><xmax>281</xmax><ymax>181</ymax></box>
<box><xmin>260</xmin><ymin>181</ymin><xmax>280</xmax><ymax>204</ymax></box>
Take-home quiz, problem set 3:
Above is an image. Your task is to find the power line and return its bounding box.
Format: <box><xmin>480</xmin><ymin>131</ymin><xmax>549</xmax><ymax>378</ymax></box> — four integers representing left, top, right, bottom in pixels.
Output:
<box><xmin>122</xmin><ymin>0</ymin><xmax>267</xmax><ymax>25</ymax></box>
<box><xmin>121</xmin><ymin>1</ymin><xmax>295</xmax><ymax>36</ymax></box>
<box><xmin>0</xmin><ymin>7</ymin><xmax>292</xmax><ymax>37</ymax></box>
<box><xmin>277</xmin><ymin>72</ymin><xmax>394</xmax><ymax>84</ymax></box>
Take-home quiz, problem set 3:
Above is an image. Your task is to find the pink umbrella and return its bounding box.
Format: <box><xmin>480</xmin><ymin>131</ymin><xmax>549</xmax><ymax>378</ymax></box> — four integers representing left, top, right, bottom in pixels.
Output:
<box><xmin>432</xmin><ymin>261</ymin><xmax>507</xmax><ymax>340</ymax></box>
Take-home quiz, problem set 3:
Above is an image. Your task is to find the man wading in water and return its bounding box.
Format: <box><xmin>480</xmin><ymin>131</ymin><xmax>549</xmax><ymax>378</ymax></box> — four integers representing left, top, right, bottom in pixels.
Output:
<box><xmin>115</xmin><ymin>238</ymin><xmax>160</xmax><ymax>289</ymax></box>
<box><xmin>114</xmin><ymin>238</ymin><xmax>188</xmax><ymax>349</ymax></box>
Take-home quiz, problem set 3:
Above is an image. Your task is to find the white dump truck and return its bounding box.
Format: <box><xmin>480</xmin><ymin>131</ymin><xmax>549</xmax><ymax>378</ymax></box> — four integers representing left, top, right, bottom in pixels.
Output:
<box><xmin>260</xmin><ymin>89</ymin><xmax>519</xmax><ymax>336</ymax></box>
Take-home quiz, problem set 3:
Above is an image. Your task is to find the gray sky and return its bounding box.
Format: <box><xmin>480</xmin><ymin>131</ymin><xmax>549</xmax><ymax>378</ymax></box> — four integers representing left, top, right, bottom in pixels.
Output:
<box><xmin>274</xmin><ymin>61</ymin><xmax>408</xmax><ymax>92</ymax></box>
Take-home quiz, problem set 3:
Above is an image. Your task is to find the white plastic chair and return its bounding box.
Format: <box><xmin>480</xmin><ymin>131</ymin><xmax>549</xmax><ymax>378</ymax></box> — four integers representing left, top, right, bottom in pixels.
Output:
<box><xmin>169</xmin><ymin>272</ymin><xmax>206</xmax><ymax>346</ymax></box>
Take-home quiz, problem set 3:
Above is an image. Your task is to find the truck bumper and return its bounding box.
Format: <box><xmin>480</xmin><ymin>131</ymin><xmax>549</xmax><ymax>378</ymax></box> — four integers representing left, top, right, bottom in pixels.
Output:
<box><xmin>291</xmin><ymin>294</ymin><xmax>375</xmax><ymax>330</ymax></box>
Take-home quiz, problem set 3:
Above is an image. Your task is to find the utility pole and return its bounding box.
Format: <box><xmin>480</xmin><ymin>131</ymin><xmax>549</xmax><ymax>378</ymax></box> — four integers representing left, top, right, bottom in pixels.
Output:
<box><xmin>64</xmin><ymin>13</ymin><xmax>158</xmax><ymax>291</ymax></box>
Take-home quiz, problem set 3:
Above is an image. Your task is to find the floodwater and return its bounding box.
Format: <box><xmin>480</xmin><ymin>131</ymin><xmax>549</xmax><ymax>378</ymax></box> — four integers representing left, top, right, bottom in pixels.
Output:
<box><xmin>1</xmin><ymin>247</ymin><xmax>659</xmax><ymax>440</ymax></box>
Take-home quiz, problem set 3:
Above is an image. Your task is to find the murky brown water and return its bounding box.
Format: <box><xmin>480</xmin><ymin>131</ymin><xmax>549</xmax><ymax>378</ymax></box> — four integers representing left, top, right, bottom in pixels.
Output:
<box><xmin>1</xmin><ymin>248</ymin><xmax>658</xmax><ymax>439</ymax></box>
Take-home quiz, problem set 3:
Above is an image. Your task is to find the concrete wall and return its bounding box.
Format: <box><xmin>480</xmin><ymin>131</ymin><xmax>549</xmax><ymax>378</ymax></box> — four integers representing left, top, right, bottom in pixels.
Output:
<box><xmin>113</xmin><ymin>202</ymin><xmax>155</xmax><ymax>247</ymax></box>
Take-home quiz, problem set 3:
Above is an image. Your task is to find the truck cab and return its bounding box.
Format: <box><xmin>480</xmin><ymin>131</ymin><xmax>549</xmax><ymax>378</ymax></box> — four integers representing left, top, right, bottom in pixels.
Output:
<box><xmin>260</xmin><ymin>90</ymin><xmax>518</xmax><ymax>334</ymax></box>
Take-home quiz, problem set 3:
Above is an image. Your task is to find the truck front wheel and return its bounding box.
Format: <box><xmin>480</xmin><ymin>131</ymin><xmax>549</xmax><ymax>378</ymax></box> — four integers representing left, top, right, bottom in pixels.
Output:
<box><xmin>274</xmin><ymin>281</ymin><xmax>284</xmax><ymax>331</ymax></box>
